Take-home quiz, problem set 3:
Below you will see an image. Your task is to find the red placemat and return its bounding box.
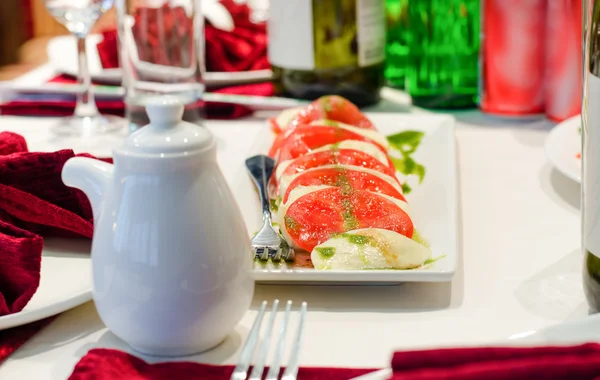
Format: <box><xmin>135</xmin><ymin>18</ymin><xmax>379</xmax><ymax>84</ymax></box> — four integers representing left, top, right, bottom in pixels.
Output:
<box><xmin>0</xmin><ymin>76</ymin><xmax>274</xmax><ymax>120</ymax></box>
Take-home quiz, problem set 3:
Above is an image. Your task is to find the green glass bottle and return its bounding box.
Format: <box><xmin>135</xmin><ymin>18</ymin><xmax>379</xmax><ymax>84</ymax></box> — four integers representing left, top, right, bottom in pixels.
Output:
<box><xmin>385</xmin><ymin>0</ymin><xmax>410</xmax><ymax>88</ymax></box>
<box><xmin>405</xmin><ymin>0</ymin><xmax>480</xmax><ymax>109</ymax></box>
<box><xmin>583</xmin><ymin>0</ymin><xmax>600</xmax><ymax>312</ymax></box>
<box><xmin>268</xmin><ymin>0</ymin><xmax>386</xmax><ymax>107</ymax></box>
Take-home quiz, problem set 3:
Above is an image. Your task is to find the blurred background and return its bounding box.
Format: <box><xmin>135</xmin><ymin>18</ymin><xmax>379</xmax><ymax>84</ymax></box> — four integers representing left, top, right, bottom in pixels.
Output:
<box><xmin>0</xmin><ymin>0</ymin><xmax>584</xmax><ymax>123</ymax></box>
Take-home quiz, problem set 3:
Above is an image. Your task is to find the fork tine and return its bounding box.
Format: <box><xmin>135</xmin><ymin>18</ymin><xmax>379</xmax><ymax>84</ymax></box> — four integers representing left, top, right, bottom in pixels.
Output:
<box><xmin>283</xmin><ymin>247</ymin><xmax>295</xmax><ymax>262</ymax></box>
<box><xmin>281</xmin><ymin>302</ymin><xmax>307</xmax><ymax>380</ymax></box>
<box><xmin>271</xmin><ymin>247</ymin><xmax>282</xmax><ymax>262</ymax></box>
<box><xmin>248</xmin><ymin>300</ymin><xmax>280</xmax><ymax>380</ymax></box>
<box><xmin>257</xmin><ymin>247</ymin><xmax>269</xmax><ymax>261</ymax></box>
<box><xmin>265</xmin><ymin>300</ymin><xmax>292</xmax><ymax>380</ymax></box>
<box><xmin>230</xmin><ymin>301</ymin><xmax>268</xmax><ymax>380</ymax></box>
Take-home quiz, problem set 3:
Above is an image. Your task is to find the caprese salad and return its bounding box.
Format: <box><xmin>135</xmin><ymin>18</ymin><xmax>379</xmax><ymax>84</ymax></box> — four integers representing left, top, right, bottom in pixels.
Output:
<box><xmin>265</xmin><ymin>95</ymin><xmax>434</xmax><ymax>271</ymax></box>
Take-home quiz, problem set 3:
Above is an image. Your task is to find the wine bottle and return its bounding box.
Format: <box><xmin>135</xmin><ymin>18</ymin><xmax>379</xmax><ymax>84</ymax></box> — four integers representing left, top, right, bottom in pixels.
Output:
<box><xmin>583</xmin><ymin>0</ymin><xmax>600</xmax><ymax>311</ymax></box>
<box><xmin>267</xmin><ymin>0</ymin><xmax>386</xmax><ymax>107</ymax></box>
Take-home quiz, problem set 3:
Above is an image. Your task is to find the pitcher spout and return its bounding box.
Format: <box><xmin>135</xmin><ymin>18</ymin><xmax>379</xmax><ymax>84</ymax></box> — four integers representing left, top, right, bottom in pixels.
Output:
<box><xmin>62</xmin><ymin>157</ymin><xmax>114</xmax><ymax>220</ymax></box>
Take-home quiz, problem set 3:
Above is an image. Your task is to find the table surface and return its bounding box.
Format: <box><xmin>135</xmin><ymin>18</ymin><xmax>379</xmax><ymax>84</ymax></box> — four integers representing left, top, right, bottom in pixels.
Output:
<box><xmin>0</xmin><ymin>65</ymin><xmax>587</xmax><ymax>379</ymax></box>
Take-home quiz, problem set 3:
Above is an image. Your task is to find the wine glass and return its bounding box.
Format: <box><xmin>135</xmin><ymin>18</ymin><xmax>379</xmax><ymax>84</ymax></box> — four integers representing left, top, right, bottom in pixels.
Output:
<box><xmin>44</xmin><ymin>0</ymin><xmax>125</xmax><ymax>146</ymax></box>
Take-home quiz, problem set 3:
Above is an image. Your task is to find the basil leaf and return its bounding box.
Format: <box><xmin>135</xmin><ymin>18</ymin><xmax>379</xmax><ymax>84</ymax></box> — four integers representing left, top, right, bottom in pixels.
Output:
<box><xmin>387</xmin><ymin>131</ymin><xmax>425</xmax><ymax>154</ymax></box>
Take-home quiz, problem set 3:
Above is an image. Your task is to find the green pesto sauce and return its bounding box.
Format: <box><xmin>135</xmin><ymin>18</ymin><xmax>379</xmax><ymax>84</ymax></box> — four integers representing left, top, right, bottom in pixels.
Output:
<box><xmin>320</xmin><ymin>96</ymin><xmax>334</xmax><ymax>112</ymax></box>
<box><xmin>341</xmin><ymin>199</ymin><xmax>359</xmax><ymax>230</ymax></box>
<box><xmin>334</xmin><ymin>233</ymin><xmax>373</xmax><ymax>246</ymax></box>
<box><xmin>358</xmin><ymin>255</ymin><xmax>446</xmax><ymax>271</ymax></box>
<box><xmin>333</xmin><ymin>230</ymin><xmax>427</xmax><ymax>248</ymax></box>
<box><xmin>335</xmin><ymin>172</ymin><xmax>354</xmax><ymax>196</ymax></box>
<box><xmin>386</xmin><ymin>130</ymin><xmax>427</xmax><ymax>194</ymax></box>
<box><xmin>422</xmin><ymin>255</ymin><xmax>446</xmax><ymax>266</ymax></box>
<box><xmin>284</xmin><ymin>215</ymin><xmax>301</xmax><ymax>233</ymax></box>
<box><xmin>387</xmin><ymin>130</ymin><xmax>425</xmax><ymax>154</ymax></box>
<box><xmin>270</xmin><ymin>197</ymin><xmax>280</xmax><ymax>212</ymax></box>
<box><xmin>358</xmin><ymin>253</ymin><xmax>371</xmax><ymax>265</ymax></box>
<box><xmin>411</xmin><ymin>230</ymin><xmax>430</xmax><ymax>248</ymax></box>
<box><xmin>315</xmin><ymin>247</ymin><xmax>336</xmax><ymax>257</ymax></box>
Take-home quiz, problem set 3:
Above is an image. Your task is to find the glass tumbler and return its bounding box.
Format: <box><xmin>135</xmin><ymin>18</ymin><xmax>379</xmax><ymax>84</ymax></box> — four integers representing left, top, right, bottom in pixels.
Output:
<box><xmin>116</xmin><ymin>0</ymin><xmax>204</xmax><ymax>130</ymax></box>
<box><xmin>405</xmin><ymin>0</ymin><xmax>480</xmax><ymax>109</ymax></box>
<box><xmin>385</xmin><ymin>0</ymin><xmax>409</xmax><ymax>89</ymax></box>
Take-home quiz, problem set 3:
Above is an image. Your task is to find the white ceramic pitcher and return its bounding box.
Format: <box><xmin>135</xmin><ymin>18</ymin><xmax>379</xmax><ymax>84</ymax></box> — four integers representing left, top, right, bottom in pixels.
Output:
<box><xmin>62</xmin><ymin>97</ymin><xmax>254</xmax><ymax>356</ymax></box>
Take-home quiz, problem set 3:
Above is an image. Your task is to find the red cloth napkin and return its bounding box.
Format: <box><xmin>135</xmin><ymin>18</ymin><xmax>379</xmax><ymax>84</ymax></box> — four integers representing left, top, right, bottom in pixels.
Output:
<box><xmin>68</xmin><ymin>348</ymin><xmax>375</xmax><ymax>380</ymax></box>
<box><xmin>0</xmin><ymin>76</ymin><xmax>274</xmax><ymax>120</ymax></box>
<box><xmin>97</xmin><ymin>0</ymin><xmax>269</xmax><ymax>73</ymax></box>
<box><xmin>390</xmin><ymin>343</ymin><xmax>600</xmax><ymax>379</ymax></box>
<box><xmin>0</xmin><ymin>131</ymin><xmax>99</xmax><ymax>317</ymax></box>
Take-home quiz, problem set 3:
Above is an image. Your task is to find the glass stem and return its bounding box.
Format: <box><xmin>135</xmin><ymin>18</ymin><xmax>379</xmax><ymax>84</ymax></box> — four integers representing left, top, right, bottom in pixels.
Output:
<box><xmin>74</xmin><ymin>35</ymin><xmax>99</xmax><ymax>118</ymax></box>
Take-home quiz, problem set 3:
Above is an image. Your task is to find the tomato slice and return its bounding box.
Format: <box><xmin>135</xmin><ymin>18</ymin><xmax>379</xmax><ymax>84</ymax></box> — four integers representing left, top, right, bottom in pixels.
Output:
<box><xmin>283</xmin><ymin>167</ymin><xmax>406</xmax><ymax>204</ymax></box>
<box><xmin>268</xmin><ymin>117</ymin><xmax>282</xmax><ymax>134</ymax></box>
<box><xmin>283</xmin><ymin>187</ymin><xmax>414</xmax><ymax>252</ymax></box>
<box><xmin>269</xmin><ymin>96</ymin><xmax>376</xmax><ymax>157</ymax></box>
<box><xmin>269</xmin><ymin>149</ymin><xmax>399</xmax><ymax>200</ymax></box>
<box><xmin>279</xmin><ymin>149</ymin><xmax>397</xmax><ymax>180</ymax></box>
<box><xmin>268</xmin><ymin>131</ymin><xmax>288</xmax><ymax>158</ymax></box>
<box><xmin>289</xmin><ymin>96</ymin><xmax>376</xmax><ymax>130</ymax></box>
<box><xmin>277</xmin><ymin>125</ymin><xmax>387</xmax><ymax>163</ymax></box>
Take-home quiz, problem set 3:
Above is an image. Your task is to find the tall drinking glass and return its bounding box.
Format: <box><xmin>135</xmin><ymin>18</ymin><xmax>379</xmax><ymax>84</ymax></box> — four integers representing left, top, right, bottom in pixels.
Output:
<box><xmin>44</xmin><ymin>0</ymin><xmax>125</xmax><ymax>137</ymax></box>
<box><xmin>385</xmin><ymin>0</ymin><xmax>409</xmax><ymax>89</ymax></box>
<box><xmin>405</xmin><ymin>0</ymin><xmax>480</xmax><ymax>109</ymax></box>
<box><xmin>116</xmin><ymin>0</ymin><xmax>204</xmax><ymax>131</ymax></box>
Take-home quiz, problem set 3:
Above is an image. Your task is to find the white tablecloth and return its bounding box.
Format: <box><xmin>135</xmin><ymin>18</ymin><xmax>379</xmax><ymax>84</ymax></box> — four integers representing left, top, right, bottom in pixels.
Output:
<box><xmin>0</xmin><ymin>65</ymin><xmax>586</xmax><ymax>379</ymax></box>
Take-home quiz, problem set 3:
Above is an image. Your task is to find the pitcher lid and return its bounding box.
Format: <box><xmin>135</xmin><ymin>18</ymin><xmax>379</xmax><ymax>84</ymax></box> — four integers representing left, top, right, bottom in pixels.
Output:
<box><xmin>119</xmin><ymin>96</ymin><xmax>213</xmax><ymax>156</ymax></box>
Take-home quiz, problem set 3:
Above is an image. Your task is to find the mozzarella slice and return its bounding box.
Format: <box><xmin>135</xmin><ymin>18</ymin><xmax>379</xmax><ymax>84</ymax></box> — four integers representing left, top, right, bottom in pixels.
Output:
<box><xmin>274</xmin><ymin>140</ymin><xmax>392</xmax><ymax>183</ymax></box>
<box><xmin>311</xmin><ymin>228</ymin><xmax>432</xmax><ymax>270</ymax></box>
<box><xmin>278</xmin><ymin>164</ymin><xmax>403</xmax><ymax>201</ymax></box>
<box><xmin>308</xmin><ymin>119</ymin><xmax>389</xmax><ymax>150</ymax></box>
<box><xmin>275</xmin><ymin>159</ymin><xmax>294</xmax><ymax>182</ymax></box>
<box><xmin>277</xmin><ymin>185</ymin><xmax>411</xmax><ymax>250</ymax></box>
<box><xmin>272</xmin><ymin>107</ymin><xmax>304</xmax><ymax>132</ymax></box>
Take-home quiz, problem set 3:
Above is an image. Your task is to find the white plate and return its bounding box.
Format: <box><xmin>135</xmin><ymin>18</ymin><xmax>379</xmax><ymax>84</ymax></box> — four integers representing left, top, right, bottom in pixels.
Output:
<box><xmin>46</xmin><ymin>35</ymin><xmax>273</xmax><ymax>87</ymax></box>
<box><xmin>352</xmin><ymin>313</ymin><xmax>600</xmax><ymax>380</ymax></box>
<box><xmin>545</xmin><ymin>114</ymin><xmax>581</xmax><ymax>183</ymax></box>
<box><xmin>0</xmin><ymin>238</ymin><xmax>92</xmax><ymax>330</ymax></box>
<box><xmin>233</xmin><ymin>113</ymin><xmax>458</xmax><ymax>284</ymax></box>
<box><xmin>508</xmin><ymin>313</ymin><xmax>600</xmax><ymax>346</ymax></box>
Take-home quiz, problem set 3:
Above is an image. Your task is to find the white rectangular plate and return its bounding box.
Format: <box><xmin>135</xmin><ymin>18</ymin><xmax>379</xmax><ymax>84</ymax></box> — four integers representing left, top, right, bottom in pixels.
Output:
<box><xmin>232</xmin><ymin>113</ymin><xmax>458</xmax><ymax>284</ymax></box>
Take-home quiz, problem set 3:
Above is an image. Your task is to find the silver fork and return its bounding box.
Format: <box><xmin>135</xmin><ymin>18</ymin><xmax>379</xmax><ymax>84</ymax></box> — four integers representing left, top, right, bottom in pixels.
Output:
<box><xmin>245</xmin><ymin>155</ymin><xmax>294</xmax><ymax>262</ymax></box>
<box><xmin>231</xmin><ymin>300</ymin><xmax>308</xmax><ymax>380</ymax></box>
